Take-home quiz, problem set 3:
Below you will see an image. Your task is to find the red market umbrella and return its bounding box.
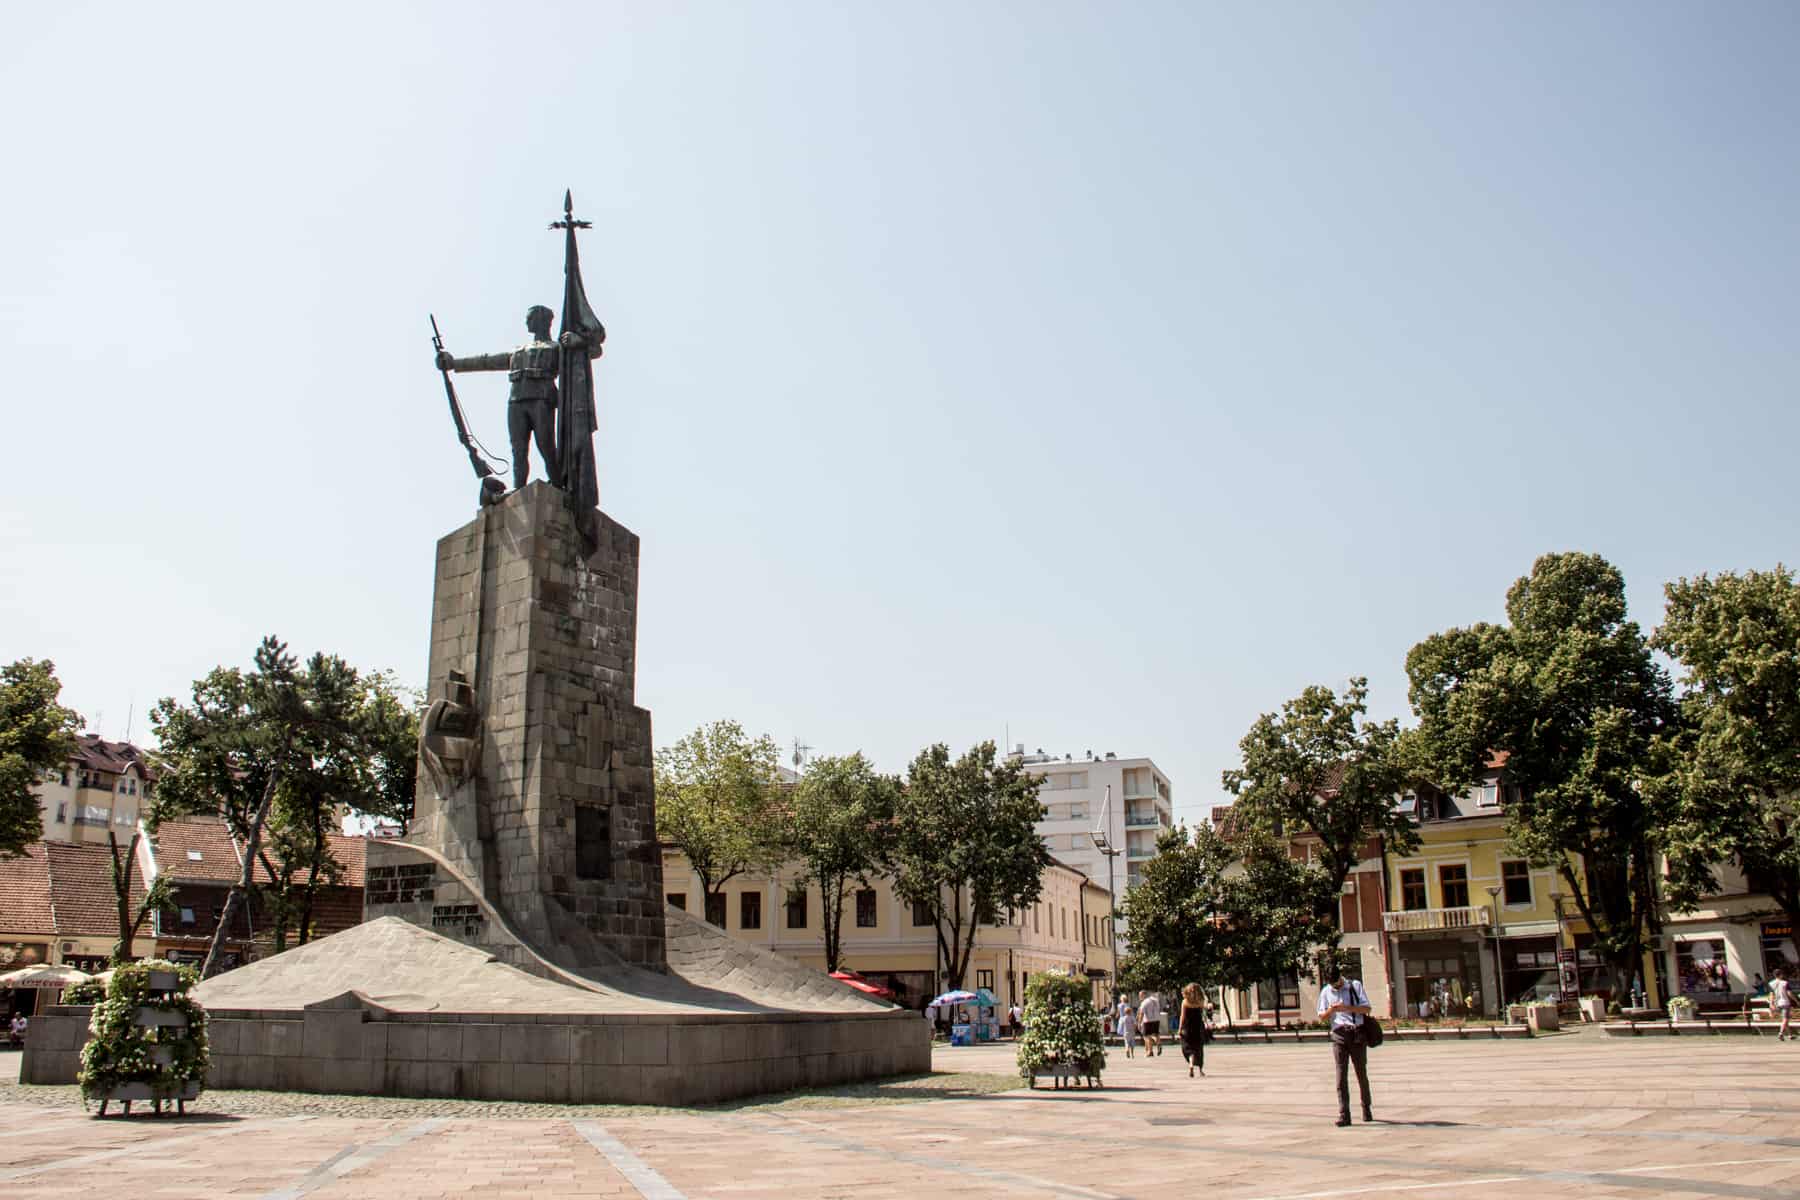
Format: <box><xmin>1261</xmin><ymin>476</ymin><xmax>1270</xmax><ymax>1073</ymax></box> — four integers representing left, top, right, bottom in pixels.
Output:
<box><xmin>830</xmin><ymin>971</ymin><xmax>896</xmax><ymax>1000</ymax></box>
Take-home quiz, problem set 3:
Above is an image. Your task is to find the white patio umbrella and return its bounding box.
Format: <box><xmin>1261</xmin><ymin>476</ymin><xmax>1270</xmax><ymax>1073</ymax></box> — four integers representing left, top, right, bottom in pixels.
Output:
<box><xmin>0</xmin><ymin>963</ymin><xmax>94</xmax><ymax>990</ymax></box>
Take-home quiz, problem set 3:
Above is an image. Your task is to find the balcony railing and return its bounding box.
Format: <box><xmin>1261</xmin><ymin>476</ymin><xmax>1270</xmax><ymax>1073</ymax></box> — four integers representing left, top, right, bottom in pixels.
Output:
<box><xmin>1125</xmin><ymin>814</ymin><xmax>1160</xmax><ymax>827</ymax></box>
<box><xmin>1382</xmin><ymin>906</ymin><xmax>1492</xmax><ymax>933</ymax></box>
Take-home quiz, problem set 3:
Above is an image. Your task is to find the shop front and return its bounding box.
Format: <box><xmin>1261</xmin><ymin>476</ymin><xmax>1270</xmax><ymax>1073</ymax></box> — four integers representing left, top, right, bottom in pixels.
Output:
<box><xmin>1394</xmin><ymin>937</ymin><xmax>1488</xmax><ymax>1018</ymax></box>
<box><xmin>2</xmin><ymin>942</ymin><xmax>52</xmax><ymax>1018</ymax></box>
<box><xmin>1495</xmin><ymin>935</ymin><xmax>1559</xmax><ymax>1005</ymax></box>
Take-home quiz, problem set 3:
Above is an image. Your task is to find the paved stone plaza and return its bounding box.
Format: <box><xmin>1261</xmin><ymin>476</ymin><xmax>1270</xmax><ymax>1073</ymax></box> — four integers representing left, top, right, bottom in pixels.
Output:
<box><xmin>4</xmin><ymin>1031</ymin><xmax>1799</xmax><ymax>1198</ymax></box>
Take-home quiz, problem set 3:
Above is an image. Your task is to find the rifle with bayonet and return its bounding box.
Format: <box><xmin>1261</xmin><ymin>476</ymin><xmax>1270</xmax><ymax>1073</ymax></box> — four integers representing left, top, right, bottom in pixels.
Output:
<box><xmin>430</xmin><ymin>314</ymin><xmax>507</xmax><ymax>505</ymax></box>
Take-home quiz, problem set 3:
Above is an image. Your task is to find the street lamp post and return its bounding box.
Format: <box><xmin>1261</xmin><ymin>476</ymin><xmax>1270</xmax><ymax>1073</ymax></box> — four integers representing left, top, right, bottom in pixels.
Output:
<box><xmin>1091</xmin><ymin>786</ymin><xmax>1123</xmax><ymax>1004</ymax></box>
<box><xmin>1548</xmin><ymin>888</ymin><xmax>1570</xmax><ymax>1002</ymax></box>
<box><xmin>1485</xmin><ymin>884</ymin><xmax>1504</xmax><ymax>1018</ymax></box>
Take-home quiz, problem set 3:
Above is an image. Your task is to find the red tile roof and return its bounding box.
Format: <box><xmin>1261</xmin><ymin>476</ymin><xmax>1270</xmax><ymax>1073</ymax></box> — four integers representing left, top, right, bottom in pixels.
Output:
<box><xmin>149</xmin><ymin>817</ymin><xmax>367</xmax><ymax>887</ymax></box>
<box><xmin>44</xmin><ymin>841</ymin><xmax>148</xmax><ymax>939</ymax></box>
<box><xmin>0</xmin><ymin>841</ymin><xmax>149</xmax><ymax>939</ymax></box>
<box><xmin>73</xmin><ymin>734</ymin><xmax>153</xmax><ymax>777</ymax></box>
<box><xmin>0</xmin><ymin>844</ymin><xmax>55</xmax><ymax>934</ymax></box>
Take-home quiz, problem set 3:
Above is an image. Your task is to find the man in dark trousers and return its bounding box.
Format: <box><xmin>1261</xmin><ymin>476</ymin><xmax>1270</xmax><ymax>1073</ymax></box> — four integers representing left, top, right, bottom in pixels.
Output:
<box><xmin>1317</xmin><ymin>956</ymin><xmax>1374</xmax><ymax>1126</ymax></box>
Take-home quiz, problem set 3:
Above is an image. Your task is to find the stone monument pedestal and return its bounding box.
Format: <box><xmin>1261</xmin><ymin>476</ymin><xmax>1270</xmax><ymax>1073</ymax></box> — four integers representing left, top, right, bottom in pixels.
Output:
<box><xmin>170</xmin><ymin>483</ymin><xmax>930</xmax><ymax>1105</ymax></box>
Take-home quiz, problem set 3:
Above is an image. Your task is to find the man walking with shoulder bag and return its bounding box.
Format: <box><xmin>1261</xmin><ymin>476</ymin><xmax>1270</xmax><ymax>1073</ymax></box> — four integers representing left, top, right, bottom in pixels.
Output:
<box><xmin>1317</xmin><ymin>956</ymin><xmax>1375</xmax><ymax>1126</ymax></box>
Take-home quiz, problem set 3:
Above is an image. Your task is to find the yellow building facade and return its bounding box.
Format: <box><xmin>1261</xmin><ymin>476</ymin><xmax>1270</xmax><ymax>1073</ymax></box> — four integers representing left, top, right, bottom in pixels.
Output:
<box><xmin>659</xmin><ymin>848</ymin><xmax>1114</xmax><ymax>1011</ymax></box>
<box><xmin>1383</xmin><ymin>763</ymin><xmax>1661</xmax><ymax>1016</ymax></box>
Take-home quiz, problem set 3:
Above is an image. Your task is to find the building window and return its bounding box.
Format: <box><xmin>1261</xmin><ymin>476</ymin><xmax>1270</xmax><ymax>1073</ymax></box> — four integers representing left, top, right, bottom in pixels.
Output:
<box><xmin>1439</xmin><ymin>864</ymin><xmax>1469</xmax><ymax>909</ymax></box>
<box><xmin>786</xmin><ymin>887</ymin><xmax>807</xmax><ymax>929</ymax></box>
<box><xmin>667</xmin><ymin>892</ymin><xmax>686</xmax><ymax>913</ymax></box>
<box><xmin>1400</xmin><ymin>868</ymin><xmax>1427</xmax><ymax>911</ymax></box>
<box><xmin>911</xmin><ymin>899</ymin><xmax>933</xmax><ymax>927</ymax></box>
<box><xmin>186</xmin><ymin>850</ymin><xmax>203</xmax><ymax>861</ymax></box>
<box><xmin>855</xmin><ymin>889</ymin><xmax>877</xmax><ymax>928</ymax></box>
<box><xmin>1069</xmin><ymin>805</ymin><xmax>1086</xmax><ymax>820</ymax></box>
<box><xmin>1471</xmin><ymin>782</ymin><xmax>1499</xmax><ymax>808</ymax></box>
<box><xmin>1257</xmin><ymin>971</ymin><xmax>1300</xmax><ymax>1012</ymax></box>
<box><xmin>55</xmin><ymin>802</ymin><xmax>66</xmax><ymax>823</ymax></box>
<box><xmin>1676</xmin><ymin>938</ymin><xmax>1730</xmax><ymax>995</ymax></box>
<box><xmin>1501</xmin><ymin>861</ymin><xmax>1532</xmax><ymax>906</ymax></box>
<box><xmin>705</xmin><ymin>892</ymin><xmax>727</xmax><ymax>927</ymax></box>
<box><xmin>976</xmin><ymin>969</ymin><xmax>994</xmax><ymax>991</ymax></box>
<box><xmin>575</xmin><ymin>805</ymin><xmax>611</xmax><ymax>880</ymax></box>
<box><xmin>740</xmin><ymin>891</ymin><xmax>762</xmax><ymax>930</ymax></box>
<box><xmin>1032</xmin><ymin>906</ymin><xmax>1040</xmax><ymax>933</ymax></box>
<box><xmin>1068</xmin><ymin>771</ymin><xmax>1087</xmax><ymax>789</ymax></box>
<box><xmin>179</xmin><ymin>907</ymin><xmax>196</xmax><ymax>926</ymax></box>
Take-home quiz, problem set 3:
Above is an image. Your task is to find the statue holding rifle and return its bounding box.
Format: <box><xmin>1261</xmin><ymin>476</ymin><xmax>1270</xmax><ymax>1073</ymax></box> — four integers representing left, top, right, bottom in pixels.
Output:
<box><xmin>429</xmin><ymin>191</ymin><xmax>608</xmax><ymax>531</ymax></box>
<box><xmin>436</xmin><ymin>303</ymin><xmax>603</xmax><ymax>491</ymax></box>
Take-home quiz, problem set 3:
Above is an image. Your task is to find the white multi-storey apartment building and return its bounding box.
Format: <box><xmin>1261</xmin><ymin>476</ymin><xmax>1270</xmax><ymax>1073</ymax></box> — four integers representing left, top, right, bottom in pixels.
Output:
<box><xmin>1015</xmin><ymin>747</ymin><xmax>1174</xmax><ymax>948</ymax></box>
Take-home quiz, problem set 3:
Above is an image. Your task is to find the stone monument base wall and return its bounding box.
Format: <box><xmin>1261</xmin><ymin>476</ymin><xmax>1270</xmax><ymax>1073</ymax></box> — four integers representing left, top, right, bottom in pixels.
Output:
<box><xmin>20</xmin><ymin>999</ymin><xmax>931</xmax><ymax>1106</ymax></box>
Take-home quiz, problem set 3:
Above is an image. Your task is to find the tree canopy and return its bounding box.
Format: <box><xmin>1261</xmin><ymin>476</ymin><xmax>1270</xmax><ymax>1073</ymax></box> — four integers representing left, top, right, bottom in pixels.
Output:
<box><xmin>787</xmin><ymin>752</ymin><xmax>900</xmax><ymax>972</ymax></box>
<box><xmin>891</xmin><ymin>741</ymin><xmax>1049</xmax><ymax>990</ymax></box>
<box><xmin>0</xmin><ymin>658</ymin><xmax>83</xmax><ymax>858</ymax></box>
<box><xmin>1221</xmin><ymin>676</ymin><xmax>1415</xmax><ymax>927</ymax></box>
<box><xmin>1118</xmin><ymin>822</ymin><xmax>1334</xmax><ymax>1026</ymax></box>
<box><xmin>1652</xmin><ymin>566</ymin><xmax>1800</xmax><ymax>929</ymax></box>
<box><xmin>152</xmin><ymin>637</ymin><xmax>416</xmax><ymax>976</ymax></box>
<box><xmin>1406</xmin><ymin>552</ymin><xmax>1676</xmax><ymax>994</ymax></box>
<box><xmin>654</xmin><ymin>719</ymin><xmax>787</xmax><ymax>912</ymax></box>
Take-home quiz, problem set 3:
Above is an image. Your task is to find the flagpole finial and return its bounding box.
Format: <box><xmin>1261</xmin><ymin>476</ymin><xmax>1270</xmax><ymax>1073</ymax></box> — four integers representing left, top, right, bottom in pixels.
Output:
<box><xmin>550</xmin><ymin>189</ymin><xmax>591</xmax><ymax>232</ymax></box>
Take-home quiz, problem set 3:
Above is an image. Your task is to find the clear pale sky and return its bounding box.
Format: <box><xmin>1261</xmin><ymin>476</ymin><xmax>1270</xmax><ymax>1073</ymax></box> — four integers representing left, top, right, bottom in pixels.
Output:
<box><xmin>4</xmin><ymin>3</ymin><xmax>1795</xmax><ymax>828</ymax></box>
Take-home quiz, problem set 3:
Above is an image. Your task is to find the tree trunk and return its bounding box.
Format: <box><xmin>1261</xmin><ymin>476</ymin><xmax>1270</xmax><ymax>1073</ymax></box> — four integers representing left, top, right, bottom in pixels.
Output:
<box><xmin>298</xmin><ymin>810</ymin><xmax>326</xmax><ymax>946</ymax></box>
<box><xmin>107</xmin><ymin>831</ymin><xmax>141</xmax><ymax>964</ymax></box>
<box><xmin>203</xmin><ymin>767</ymin><xmax>280</xmax><ymax>979</ymax></box>
<box><xmin>258</xmin><ymin>850</ymin><xmax>289</xmax><ymax>955</ymax></box>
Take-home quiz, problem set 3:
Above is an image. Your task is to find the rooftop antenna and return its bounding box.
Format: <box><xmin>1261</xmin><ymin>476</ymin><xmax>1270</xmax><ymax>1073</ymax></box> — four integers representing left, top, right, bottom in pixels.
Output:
<box><xmin>124</xmin><ymin>698</ymin><xmax>135</xmax><ymax>745</ymax></box>
<box><xmin>791</xmin><ymin>738</ymin><xmax>813</xmax><ymax>772</ymax></box>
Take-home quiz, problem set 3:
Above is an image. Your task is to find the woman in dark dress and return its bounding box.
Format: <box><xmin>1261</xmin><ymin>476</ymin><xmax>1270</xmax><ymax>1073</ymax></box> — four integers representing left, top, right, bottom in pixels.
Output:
<box><xmin>1179</xmin><ymin>982</ymin><xmax>1211</xmax><ymax>1077</ymax></box>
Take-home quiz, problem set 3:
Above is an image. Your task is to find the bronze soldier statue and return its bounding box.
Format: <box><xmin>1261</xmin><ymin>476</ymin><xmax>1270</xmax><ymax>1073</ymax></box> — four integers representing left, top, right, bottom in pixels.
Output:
<box><xmin>435</xmin><ymin>305</ymin><xmax>603</xmax><ymax>491</ymax></box>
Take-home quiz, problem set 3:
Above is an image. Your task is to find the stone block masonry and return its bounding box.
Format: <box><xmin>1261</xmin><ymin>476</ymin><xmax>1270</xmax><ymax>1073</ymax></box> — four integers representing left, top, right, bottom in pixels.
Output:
<box><xmin>404</xmin><ymin>483</ymin><xmax>664</xmax><ymax>969</ymax></box>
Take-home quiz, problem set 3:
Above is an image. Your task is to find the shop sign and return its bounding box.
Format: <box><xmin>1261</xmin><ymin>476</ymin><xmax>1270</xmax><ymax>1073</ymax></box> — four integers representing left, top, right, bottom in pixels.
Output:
<box><xmin>1764</xmin><ymin>921</ymin><xmax>1793</xmax><ymax>939</ymax></box>
<box><xmin>0</xmin><ymin>942</ymin><xmax>49</xmax><ymax>969</ymax></box>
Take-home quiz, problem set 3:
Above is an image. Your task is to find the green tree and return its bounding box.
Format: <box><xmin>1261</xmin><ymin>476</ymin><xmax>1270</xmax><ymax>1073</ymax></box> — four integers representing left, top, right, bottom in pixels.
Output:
<box><xmin>0</xmin><ymin>658</ymin><xmax>84</xmax><ymax>858</ymax></box>
<box><xmin>105</xmin><ymin>827</ymin><xmax>173</xmax><ymax>965</ymax></box>
<box><xmin>1406</xmin><ymin>552</ymin><xmax>1676</xmax><ymax>996</ymax></box>
<box><xmin>1117</xmin><ymin>824</ymin><xmax>1236</xmax><ymax>995</ymax></box>
<box><xmin>1216</xmin><ymin>831</ymin><xmax>1338</xmax><ymax>1028</ymax></box>
<box><xmin>892</xmin><ymin>741</ymin><xmax>1050</xmax><ymax>990</ymax></box>
<box><xmin>151</xmin><ymin>637</ymin><xmax>412</xmax><ymax>977</ymax></box>
<box><xmin>654</xmin><ymin>720</ymin><xmax>787</xmax><ymax>919</ymax></box>
<box><xmin>788</xmin><ymin>753</ymin><xmax>899</xmax><ymax>972</ymax></box>
<box><xmin>1652</xmin><ymin>567</ymin><xmax>1800</xmax><ymax>930</ymax></box>
<box><xmin>258</xmin><ymin>671</ymin><xmax>417</xmax><ymax>950</ymax></box>
<box><xmin>1221</xmin><ymin>677</ymin><xmax>1416</xmax><ymax>936</ymax></box>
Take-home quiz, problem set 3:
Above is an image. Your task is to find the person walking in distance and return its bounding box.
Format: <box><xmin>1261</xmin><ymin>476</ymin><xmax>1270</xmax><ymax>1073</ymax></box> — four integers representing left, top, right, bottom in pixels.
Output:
<box><xmin>1117</xmin><ymin>994</ymin><xmax>1139</xmax><ymax>1058</ymax></box>
<box><xmin>1138</xmin><ymin>990</ymin><xmax>1164</xmax><ymax>1057</ymax></box>
<box><xmin>1179</xmin><ymin>983</ymin><xmax>1211</xmax><ymax>1077</ymax></box>
<box><xmin>1773</xmin><ymin>968</ymin><xmax>1794</xmax><ymax>1042</ymax></box>
<box><xmin>1318</xmin><ymin>956</ymin><xmax>1374</xmax><ymax>1126</ymax></box>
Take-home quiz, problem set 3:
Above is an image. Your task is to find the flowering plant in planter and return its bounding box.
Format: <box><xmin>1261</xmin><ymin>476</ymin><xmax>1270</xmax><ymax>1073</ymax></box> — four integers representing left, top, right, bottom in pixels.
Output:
<box><xmin>1666</xmin><ymin>996</ymin><xmax>1696</xmax><ymax>1020</ymax></box>
<box><xmin>1017</xmin><ymin>972</ymin><xmax>1106</xmax><ymax>1081</ymax></box>
<box><xmin>77</xmin><ymin>959</ymin><xmax>209</xmax><ymax>1109</ymax></box>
